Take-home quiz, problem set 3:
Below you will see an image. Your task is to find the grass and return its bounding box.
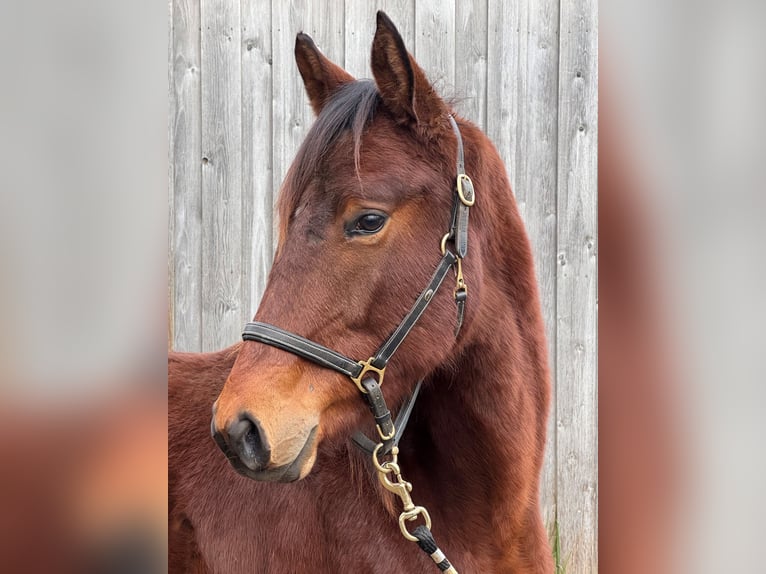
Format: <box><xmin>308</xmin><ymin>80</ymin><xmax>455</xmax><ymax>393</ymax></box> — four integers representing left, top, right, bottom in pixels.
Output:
<box><xmin>549</xmin><ymin>519</ymin><xmax>569</xmax><ymax>574</ymax></box>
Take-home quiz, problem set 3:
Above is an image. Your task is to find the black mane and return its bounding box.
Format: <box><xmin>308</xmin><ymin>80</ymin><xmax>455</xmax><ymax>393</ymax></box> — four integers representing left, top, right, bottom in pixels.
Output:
<box><xmin>279</xmin><ymin>80</ymin><xmax>381</xmax><ymax>217</ymax></box>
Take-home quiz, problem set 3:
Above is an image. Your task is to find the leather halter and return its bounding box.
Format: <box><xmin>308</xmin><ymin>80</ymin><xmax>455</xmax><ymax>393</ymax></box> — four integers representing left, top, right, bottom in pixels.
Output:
<box><xmin>241</xmin><ymin>115</ymin><xmax>474</xmax><ymax>455</ymax></box>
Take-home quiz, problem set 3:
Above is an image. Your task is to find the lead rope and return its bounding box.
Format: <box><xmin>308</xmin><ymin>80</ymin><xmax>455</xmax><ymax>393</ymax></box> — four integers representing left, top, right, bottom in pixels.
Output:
<box><xmin>412</xmin><ymin>526</ymin><xmax>458</xmax><ymax>573</ymax></box>
<box><xmin>372</xmin><ymin>442</ymin><xmax>459</xmax><ymax>573</ymax></box>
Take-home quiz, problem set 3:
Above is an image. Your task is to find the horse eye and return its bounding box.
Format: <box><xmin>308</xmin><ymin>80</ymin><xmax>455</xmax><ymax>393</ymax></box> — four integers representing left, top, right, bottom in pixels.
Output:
<box><xmin>351</xmin><ymin>212</ymin><xmax>387</xmax><ymax>235</ymax></box>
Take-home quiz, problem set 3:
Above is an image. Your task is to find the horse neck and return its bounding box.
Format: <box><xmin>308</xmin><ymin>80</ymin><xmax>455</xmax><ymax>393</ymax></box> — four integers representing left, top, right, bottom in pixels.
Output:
<box><xmin>402</xmin><ymin>165</ymin><xmax>551</xmax><ymax>531</ymax></box>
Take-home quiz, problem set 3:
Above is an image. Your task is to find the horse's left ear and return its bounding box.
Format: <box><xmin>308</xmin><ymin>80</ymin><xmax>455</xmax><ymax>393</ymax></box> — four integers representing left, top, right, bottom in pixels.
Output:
<box><xmin>295</xmin><ymin>33</ymin><xmax>355</xmax><ymax>115</ymax></box>
<box><xmin>371</xmin><ymin>11</ymin><xmax>448</xmax><ymax>132</ymax></box>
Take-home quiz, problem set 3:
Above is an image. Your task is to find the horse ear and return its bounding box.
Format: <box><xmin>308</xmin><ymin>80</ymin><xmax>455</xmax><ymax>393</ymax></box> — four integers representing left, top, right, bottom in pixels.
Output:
<box><xmin>371</xmin><ymin>11</ymin><xmax>448</xmax><ymax>130</ymax></box>
<box><xmin>295</xmin><ymin>33</ymin><xmax>354</xmax><ymax>115</ymax></box>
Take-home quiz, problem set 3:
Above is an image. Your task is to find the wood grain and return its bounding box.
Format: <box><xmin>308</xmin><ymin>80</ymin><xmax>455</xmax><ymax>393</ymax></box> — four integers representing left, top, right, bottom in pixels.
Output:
<box><xmin>200</xmin><ymin>0</ymin><xmax>243</xmax><ymax>351</ymax></box>
<box><xmin>414</xmin><ymin>0</ymin><xmax>456</xmax><ymax>91</ymax></box>
<box><xmin>556</xmin><ymin>0</ymin><xmax>598</xmax><ymax>571</ymax></box>
<box><xmin>170</xmin><ymin>0</ymin><xmax>202</xmax><ymax>352</ymax></box>
<box><xmin>455</xmin><ymin>0</ymin><xmax>487</xmax><ymax>129</ymax></box>
<box><xmin>241</xmin><ymin>0</ymin><xmax>274</xmax><ymax>320</ymax></box>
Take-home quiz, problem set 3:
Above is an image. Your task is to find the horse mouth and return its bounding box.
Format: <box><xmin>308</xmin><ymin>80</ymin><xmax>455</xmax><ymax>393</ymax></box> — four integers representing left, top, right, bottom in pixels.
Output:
<box><xmin>226</xmin><ymin>425</ymin><xmax>318</xmax><ymax>483</ymax></box>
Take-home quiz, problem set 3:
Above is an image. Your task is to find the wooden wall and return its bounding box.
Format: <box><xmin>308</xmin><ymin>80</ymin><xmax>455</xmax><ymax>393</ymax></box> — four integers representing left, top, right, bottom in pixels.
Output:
<box><xmin>169</xmin><ymin>0</ymin><xmax>597</xmax><ymax>571</ymax></box>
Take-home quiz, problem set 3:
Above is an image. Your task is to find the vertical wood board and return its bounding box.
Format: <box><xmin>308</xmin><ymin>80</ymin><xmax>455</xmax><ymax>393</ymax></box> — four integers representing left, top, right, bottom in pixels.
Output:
<box><xmin>414</xmin><ymin>0</ymin><xmax>456</xmax><ymax>90</ymax></box>
<box><xmin>556</xmin><ymin>0</ymin><xmax>598</xmax><ymax>571</ymax></box>
<box><xmin>200</xmin><ymin>0</ymin><xmax>243</xmax><ymax>351</ymax></box>
<box><xmin>170</xmin><ymin>0</ymin><xmax>202</xmax><ymax>352</ymax></box>
<box><xmin>241</xmin><ymin>0</ymin><xmax>274</xmax><ymax>319</ymax></box>
<box><xmin>455</xmin><ymin>0</ymin><xmax>487</xmax><ymax>129</ymax></box>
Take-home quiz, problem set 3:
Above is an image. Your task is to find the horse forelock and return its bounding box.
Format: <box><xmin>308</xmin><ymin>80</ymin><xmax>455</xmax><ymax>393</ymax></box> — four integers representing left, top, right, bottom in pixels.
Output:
<box><xmin>276</xmin><ymin>80</ymin><xmax>381</xmax><ymax>250</ymax></box>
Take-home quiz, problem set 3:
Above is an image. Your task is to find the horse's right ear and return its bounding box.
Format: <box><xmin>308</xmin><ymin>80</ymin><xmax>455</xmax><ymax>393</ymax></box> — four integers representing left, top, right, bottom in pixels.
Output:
<box><xmin>371</xmin><ymin>11</ymin><xmax>447</xmax><ymax>131</ymax></box>
<box><xmin>295</xmin><ymin>33</ymin><xmax>354</xmax><ymax>115</ymax></box>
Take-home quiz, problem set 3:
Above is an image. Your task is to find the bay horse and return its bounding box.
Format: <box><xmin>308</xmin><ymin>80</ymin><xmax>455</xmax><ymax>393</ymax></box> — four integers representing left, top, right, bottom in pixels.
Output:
<box><xmin>169</xmin><ymin>12</ymin><xmax>553</xmax><ymax>573</ymax></box>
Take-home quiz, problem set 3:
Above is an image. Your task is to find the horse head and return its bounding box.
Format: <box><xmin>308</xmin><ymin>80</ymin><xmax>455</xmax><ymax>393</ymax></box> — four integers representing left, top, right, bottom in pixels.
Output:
<box><xmin>210</xmin><ymin>13</ymin><xmax>497</xmax><ymax>482</ymax></box>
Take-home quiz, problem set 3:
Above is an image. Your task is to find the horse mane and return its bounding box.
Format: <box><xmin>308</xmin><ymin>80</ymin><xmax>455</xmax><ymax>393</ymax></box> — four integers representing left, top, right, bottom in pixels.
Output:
<box><xmin>277</xmin><ymin>80</ymin><xmax>381</xmax><ymax>244</ymax></box>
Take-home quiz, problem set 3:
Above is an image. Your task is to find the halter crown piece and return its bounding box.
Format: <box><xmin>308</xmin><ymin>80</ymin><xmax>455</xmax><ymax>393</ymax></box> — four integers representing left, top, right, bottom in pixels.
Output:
<box><xmin>241</xmin><ymin>115</ymin><xmax>472</xmax><ymax>574</ymax></box>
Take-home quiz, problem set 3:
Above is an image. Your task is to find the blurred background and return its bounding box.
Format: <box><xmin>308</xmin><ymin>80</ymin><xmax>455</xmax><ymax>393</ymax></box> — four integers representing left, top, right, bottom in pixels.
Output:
<box><xmin>0</xmin><ymin>0</ymin><xmax>168</xmax><ymax>572</ymax></box>
<box><xmin>601</xmin><ymin>0</ymin><xmax>766</xmax><ymax>572</ymax></box>
<box><xmin>0</xmin><ymin>0</ymin><xmax>765</xmax><ymax>572</ymax></box>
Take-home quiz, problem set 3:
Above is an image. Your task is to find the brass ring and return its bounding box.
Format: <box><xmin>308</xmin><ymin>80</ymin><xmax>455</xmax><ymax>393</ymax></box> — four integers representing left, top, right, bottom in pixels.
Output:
<box><xmin>372</xmin><ymin>443</ymin><xmax>399</xmax><ymax>473</ymax></box>
<box><xmin>440</xmin><ymin>233</ymin><xmax>450</xmax><ymax>255</ymax></box>
<box><xmin>399</xmin><ymin>507</ymin><xmax>432</xmax><ymax>542</ymax></box>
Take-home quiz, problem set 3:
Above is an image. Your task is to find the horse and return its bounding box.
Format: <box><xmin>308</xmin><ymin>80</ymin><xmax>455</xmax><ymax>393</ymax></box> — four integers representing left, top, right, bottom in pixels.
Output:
<box><xmin>169</xmin><ymin>11</ymin><xmax>553</xmax><ymax>573</ymax></box>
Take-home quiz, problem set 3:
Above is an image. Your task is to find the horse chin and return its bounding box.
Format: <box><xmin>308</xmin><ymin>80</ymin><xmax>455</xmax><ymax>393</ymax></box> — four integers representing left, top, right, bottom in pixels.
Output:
<box><xmin>231</xmin><ymin>425</ymin><xmax>318</xmax><ymax>483</ymax></box>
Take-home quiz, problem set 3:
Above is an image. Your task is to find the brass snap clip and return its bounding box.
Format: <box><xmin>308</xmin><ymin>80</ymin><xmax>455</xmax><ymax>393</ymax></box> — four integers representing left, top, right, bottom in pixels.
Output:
<box><xmin>372</xmin><ymin>444</ymin><xmax>433</xmax><ymax>542</ymax></box>
<box><xmin>454</xmin><ymin>257</ymin><xmax>467</xmax><ymax>299</ymax></box>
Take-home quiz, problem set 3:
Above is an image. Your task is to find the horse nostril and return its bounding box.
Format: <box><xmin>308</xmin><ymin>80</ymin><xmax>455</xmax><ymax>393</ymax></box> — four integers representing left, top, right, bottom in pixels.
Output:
<box><xmin>227</xmin><ymin>414</ymin><xmax>271</xmax><ymax>471</ymax></box>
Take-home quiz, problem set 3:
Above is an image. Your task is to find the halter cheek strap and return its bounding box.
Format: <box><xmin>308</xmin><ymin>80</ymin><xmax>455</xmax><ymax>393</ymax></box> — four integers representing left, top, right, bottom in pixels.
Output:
<box><xmin>446</xmin><ymin>114</ymin><xmax>472</xmax><ymax>335</ymax></box>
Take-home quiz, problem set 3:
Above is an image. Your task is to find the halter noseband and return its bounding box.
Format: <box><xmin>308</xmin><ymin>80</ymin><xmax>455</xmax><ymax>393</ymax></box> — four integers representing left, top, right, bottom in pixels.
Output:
<box><xmin>241</xmin><ymin>115</ymin><xmax>474</xmax><ymax>454</ymax></box>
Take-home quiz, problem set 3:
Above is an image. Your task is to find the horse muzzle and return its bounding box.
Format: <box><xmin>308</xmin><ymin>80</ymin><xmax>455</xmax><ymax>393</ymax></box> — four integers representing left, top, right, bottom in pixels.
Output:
<box><xmin>211</xmin><ymin>409</ymin><xmax>319</xmax><ymax>483</ymax></box>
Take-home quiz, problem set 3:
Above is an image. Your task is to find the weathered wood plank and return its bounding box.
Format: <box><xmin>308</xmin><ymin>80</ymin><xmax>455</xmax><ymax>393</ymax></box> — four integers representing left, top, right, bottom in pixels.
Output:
<box><xmin>556</xmin><ymin>0</ymin><xmax>598</xmax><ymax>570</ymax></box>
<box><xmin>200</xmin><ymin>0</ymin><xmax>243</xmax><ymax>351</ymax></box>
<box><xmin>487</xmin><ymin>0</ymin><xmax>561</xmax><ymax>535</ymax></box>
<box><xmin>414</xmin><ymin>0</ymin><xmax>455</xmax><ymax>91</ymax></box>
<box><xmin>455</xmin><ymin>0</ymin><xmax>487</xmax><ymax>129</ymax></box>
<box><xmin>241</xmin><ymin>0</ymin><xmax>273</xmax><ymax>320</ymax></box>
<box><xmin>344</xmin><ymin>0</ymin><xmax>416</xmax><ymax>78</ymax></box>
<box><xmin>343</xmin><ymin>0</ymin><xmax>375</xmax><ymax>76</ymax></box>
<box><xmin>169</xmin><ymin>0</ymin><xmax>173</xmax><ymax>350</ymax></box>
<box><xmin>485</xmin><ymin>0</ymin><xmax>517</xmax><ymax>180</ymax></box>
<box><xmin>270</xmin><ymin>0</ymin><xmax>303</xmax><ymax>245</ymax></box>
<box><xmin>271</xmin><ymin>0</ymin><xmax>345</xmax><ymax>251</ymax></box>
<box><xmin>170</xmin><ymin>0</ymin><xmax>202</xmax><ymax>352</ymax></box>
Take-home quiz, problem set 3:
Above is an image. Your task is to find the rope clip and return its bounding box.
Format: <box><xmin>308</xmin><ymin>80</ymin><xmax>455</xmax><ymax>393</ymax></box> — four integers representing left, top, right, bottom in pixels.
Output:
<box><xmin>372</xmin><ymin>444</ymin><xmax>433</xmax><ymax>542</ymax></box>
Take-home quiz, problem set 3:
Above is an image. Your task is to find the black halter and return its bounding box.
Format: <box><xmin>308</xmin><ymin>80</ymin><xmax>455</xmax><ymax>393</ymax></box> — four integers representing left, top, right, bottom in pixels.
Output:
<box><xmin>241</xmin><ymin>115</ymin><xmax>474</xmax><ymax>455</ymax></box>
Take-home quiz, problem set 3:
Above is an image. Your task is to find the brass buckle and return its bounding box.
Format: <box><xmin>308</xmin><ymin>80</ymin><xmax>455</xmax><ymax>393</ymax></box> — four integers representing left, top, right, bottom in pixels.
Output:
<box><xmin>377</xmin><ymin>423</ymin><xmax>395</xmax><ymax>441</ymax></box>
<box><xmin>350</xmin><ymin>357</ymin><xmax>385</xmax><ymax>394</ymax></box>
<box><xmin>456</xmin><ymin>173</ymin><xmax>475</xmax><ymax>206</ymax></box>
